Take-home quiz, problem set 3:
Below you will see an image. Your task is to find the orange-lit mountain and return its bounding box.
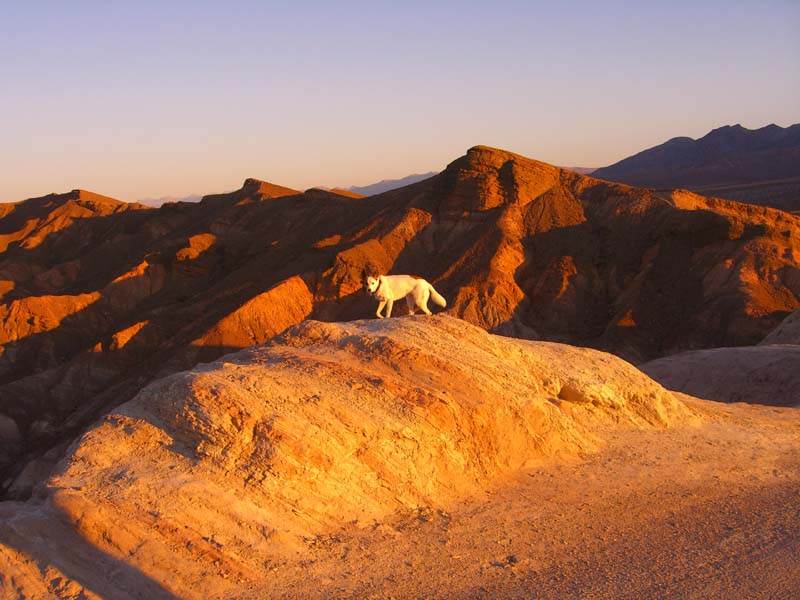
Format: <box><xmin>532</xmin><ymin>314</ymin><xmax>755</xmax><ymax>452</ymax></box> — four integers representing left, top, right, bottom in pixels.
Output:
<box><xmin>1</xmin><ymin>145</ymin><xmax>799</xmax><ymax>498</ymax></box>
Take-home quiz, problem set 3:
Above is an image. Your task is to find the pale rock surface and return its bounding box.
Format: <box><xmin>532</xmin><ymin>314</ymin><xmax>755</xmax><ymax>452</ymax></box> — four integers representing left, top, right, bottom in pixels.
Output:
<box><xmin>640</xmin><ymin>344</ymin><xmax>800</xmax><ymax>406</ymax></box>
<box><xmin>759</xmin><ymin>309</ymin><xmax>800</xmax><ymax>345</ymax></box>
<box><xmin>0</xmin><ymin>315</ymin><xmax>693</xmax><ymax>599</ymax></box>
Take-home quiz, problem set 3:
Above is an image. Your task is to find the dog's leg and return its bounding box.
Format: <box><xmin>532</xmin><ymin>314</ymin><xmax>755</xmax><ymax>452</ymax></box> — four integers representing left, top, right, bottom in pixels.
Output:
<box><xmin>385</xmin><ymin>299</ymin><xmax>394</xmax><ymax>318</ymax></box>
<box><xmin>376</xmin><ymin>300</ymin><xmax>386</xmax><ymax>319</ymax></box>
<box><xmin>415</xmin><ymin>286</ymin><xmax>432</xmax><ymax>315</ymax></box>
<box><xmin>406</xmin><ymin>295</ymin><xmax>416</xmax><ymax>315</ymax></box>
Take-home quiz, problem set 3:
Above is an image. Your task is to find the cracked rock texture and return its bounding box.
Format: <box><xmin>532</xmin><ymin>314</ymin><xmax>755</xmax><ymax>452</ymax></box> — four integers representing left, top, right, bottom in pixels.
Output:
<box><xmin>0</xmin><ymin>315</ymin><xmax>694</xmax><ymax>599</ymax></box>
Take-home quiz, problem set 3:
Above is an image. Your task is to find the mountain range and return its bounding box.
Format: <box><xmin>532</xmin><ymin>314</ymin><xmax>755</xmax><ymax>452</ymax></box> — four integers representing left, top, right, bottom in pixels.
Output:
<box><xmin>129</xmin><ymin>123</ymin><xmax>799</xmax><ymax>212</ymax></box>
<box><xmin>135</xmin><ymin>174</ymin><xmax>439</xmax><ymax>207</ymax></box>
<box><xmin>345</xmin><ymin>172</ymin><xmax>439</xmax><ymax>196</ymax></box>
<box><xmin>593</xmin><ymin>123</ymin><xmax>800</xmax><ymax>211</ymax></box>
<box><xmin>1</xmin><ymin>145</ymin><xmax>799</xmax><ymax>501</ymax></box>
<box><xmin>2</xmin><ymin>143</ymin><xmax>800</xmax><ymax>598</ymax></box>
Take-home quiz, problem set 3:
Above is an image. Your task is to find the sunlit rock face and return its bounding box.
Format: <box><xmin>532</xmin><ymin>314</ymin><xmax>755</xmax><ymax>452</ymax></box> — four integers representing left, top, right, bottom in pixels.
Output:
<box><xmin>1</xmin><ymin>146</ymin><xmax>798</xmax><ymax>498</ymax></box>
<box><xmin>0</xmin><ymin>315</ymin><xmax>695</xmax><ymax>599</ymax></box>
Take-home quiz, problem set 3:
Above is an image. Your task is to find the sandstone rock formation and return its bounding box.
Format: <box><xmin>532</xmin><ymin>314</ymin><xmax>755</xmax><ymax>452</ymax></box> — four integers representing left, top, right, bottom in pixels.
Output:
<box><xmin>0</xmin><ymin>181</ymin><xmax>367</xmax><ymax>496</ymax></box>
<box><xmin>1</xmin><ymin>145</ymin><xmax>799</xmax><ymax>498</ymax></box>
<box><xmin>0</xmin><ymin>189</ymin><xmax>146</xmax><ymax>255</ymax></box>
<box><xmin>0</xmin><ymin>315</ymin><xmax>695</xmax><ymax>599</ymax></box>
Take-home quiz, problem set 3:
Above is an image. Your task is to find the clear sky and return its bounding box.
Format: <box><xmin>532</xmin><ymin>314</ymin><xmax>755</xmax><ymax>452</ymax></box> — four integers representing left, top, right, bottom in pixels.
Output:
<box><xmin>1</xmin><ymin>0</ymin><xmax>798</xmax><ymax>203</ymax></box>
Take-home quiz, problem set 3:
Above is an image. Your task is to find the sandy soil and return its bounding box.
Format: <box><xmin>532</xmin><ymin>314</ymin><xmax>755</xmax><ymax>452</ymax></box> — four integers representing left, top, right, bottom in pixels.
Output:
<box><xmin>240</xmin><ymin>398</ymin><xmax>800</xmax><ymax>600</ymax></box>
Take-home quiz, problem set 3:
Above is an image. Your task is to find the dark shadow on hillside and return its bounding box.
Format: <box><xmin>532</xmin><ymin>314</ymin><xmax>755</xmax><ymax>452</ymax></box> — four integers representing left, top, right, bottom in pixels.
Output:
<box><xmin>0</xmin><ymin>206</ymin><xmax>155</xmax><ymax>300</ymax></box>
<box><xmin>0</xmin><ymin>187</ymin><xmax>407</xmax><ymax>499</ymax></box>
<box><xmin>0</xmin><ymin>503</ymin><xmax>181</xmax><ymax>599</ymax></box>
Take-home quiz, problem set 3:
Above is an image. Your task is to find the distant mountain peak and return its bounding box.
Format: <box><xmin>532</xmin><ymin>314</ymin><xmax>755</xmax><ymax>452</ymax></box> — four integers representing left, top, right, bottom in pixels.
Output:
<box><xmin>592</xmin><ymin>122</ymin><xmax>800</xmax><ymax>208</ymax></box>
<box><xmin>345</xmin><ymin>171</ymin><xmax>438</xmax><ymax>197</ymax></box>
<box><xmin>704</xmin><ymin>123</ymin><xmax>747</xmax><ymax>138</ymax></box>
<box><xmin>462</xmin><ymin>145</ymin><xmax>514</xmax><ymax>164</ymax></box>
<box><xmin>10</xmin><ymin>188</ymin><xmax>140</xmax><ymax>211</ymax></box>
<box><xmin>239</xmin><ymin>178</ymin><xmax>298</xmax><ymax>198</ymax></box>
<box><xmin>466</xmin><ymin>144</ymin><xmax>503</xmax><ymax>154</ymax></box>
<box><xmin>450</xmin><ymin>144</ymin><xmax>562</xmax><ymax>176</ymax></box>
<box><xmin>67</xmin><ymin>189</ymin><xmax>134</xmax><ymax>207</ymax></box>
<box><xmin>303</xmin><ymin>187</ymin><xmax>364</xmax><ymax>199</ymax></box>
<box><xmin>198</xmin><ymin>178</ymin><xmax>299</xmax><ymax>205</ymax></box>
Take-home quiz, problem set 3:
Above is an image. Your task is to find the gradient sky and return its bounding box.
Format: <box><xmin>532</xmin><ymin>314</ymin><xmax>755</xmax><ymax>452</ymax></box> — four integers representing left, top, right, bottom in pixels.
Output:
<box><xmin>1</xmin><ymin>0</ymin><xmax>798</xmax><ymax>203</ymax></box>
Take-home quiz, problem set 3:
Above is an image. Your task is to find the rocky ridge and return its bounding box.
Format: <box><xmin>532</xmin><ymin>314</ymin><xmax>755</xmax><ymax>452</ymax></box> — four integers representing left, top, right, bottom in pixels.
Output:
<box><xmin>1</xmin><ymin>145</ymin><xmax>799</xmax><ymax>497</ymax></box>
<box><xmin>592</xmin><ymin>123</ymin><xmax>800</xmax><ymax>210</ymax></box>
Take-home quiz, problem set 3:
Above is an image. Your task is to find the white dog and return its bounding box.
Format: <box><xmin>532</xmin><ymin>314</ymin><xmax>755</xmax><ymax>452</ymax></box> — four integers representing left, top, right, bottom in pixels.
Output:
<box><xmin>362</xmin><ymin>271</ymin><xmax>447</xmax><ymax>318</ymax></box>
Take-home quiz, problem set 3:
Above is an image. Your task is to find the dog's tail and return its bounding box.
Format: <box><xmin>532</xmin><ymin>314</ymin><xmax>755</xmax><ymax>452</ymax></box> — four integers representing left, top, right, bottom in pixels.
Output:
<box><xmin>428</xmin><ymin>283</ymin><xmax>447</xmax><ymax>308</ymax></box>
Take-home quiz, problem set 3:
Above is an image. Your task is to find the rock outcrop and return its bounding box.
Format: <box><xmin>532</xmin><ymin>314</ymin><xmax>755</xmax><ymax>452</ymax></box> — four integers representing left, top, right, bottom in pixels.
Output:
<box><xmin>760</xmin><ymin>309</ymin><xmax>800</xmax><ymax>345</ymax></box>
<box><xmin>0</xmin><ymin>315</ymin><xmax>694</xmax><ymax>599</ymax></box>
<box><xmin>1</xmin><ymin>145</ymin><xmax>799</xmax><ymax>497</ymax></box>
<box><xmin>640</xmin><ymin>345</ymin><xmax>800</xmax><ymax>406</ymax></box>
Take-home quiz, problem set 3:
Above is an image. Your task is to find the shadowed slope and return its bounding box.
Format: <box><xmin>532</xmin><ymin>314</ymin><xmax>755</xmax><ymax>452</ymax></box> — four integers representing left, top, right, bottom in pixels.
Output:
<box><xmin>0</xmin><ymin>189</ymin><xmax>148</xmax><ymax>254</ymax></box>
<box><xmin>640</xmin><ymin>306</ymin><xmax>800</xmax><ymax>406</ymax></box>
<box><xmin>760</xmin><ymin>309</ymin><xmax>800</xmax><ymax>345</ymax></box>
<box><xmin>404</xmin><ymin>146</ymin><xmax>800</xmax><ymax>356</ymax></box>
<box><xmin>640</xmin><ymin>345</ymin><xmax>800</xmax><ymax>407</ymax></box>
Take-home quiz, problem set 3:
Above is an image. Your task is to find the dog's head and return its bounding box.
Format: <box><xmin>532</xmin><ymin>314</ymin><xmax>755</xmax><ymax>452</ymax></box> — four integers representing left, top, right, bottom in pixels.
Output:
<box><xmin>361</xmin><ymin>268</ymin><xmax>380</xmax><ymax>294</ymax></box>
<box><xmin>363</xmin><ymin>275</ymin><xmax>381</xmax><ymax>295</ymax></box>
